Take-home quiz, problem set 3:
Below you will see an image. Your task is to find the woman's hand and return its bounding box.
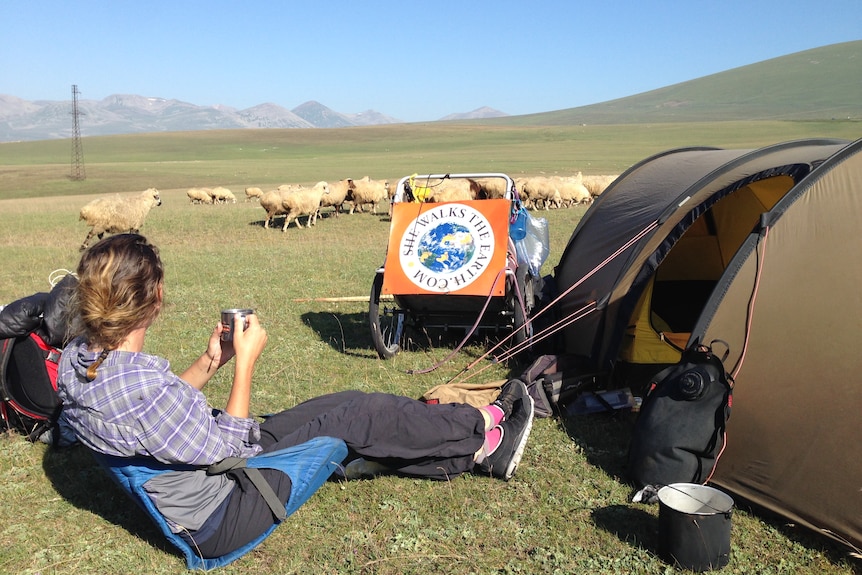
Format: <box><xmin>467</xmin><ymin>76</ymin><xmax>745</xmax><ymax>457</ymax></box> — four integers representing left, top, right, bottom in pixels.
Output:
<box><xmin>181</xmin><ymin>320</ymin><xmax>241</xmax><ymax>390</ymax></box>
<box><xmin>224</xmin><ymin>312</ymin><xmax>267</xmax><ymax>419</ymax></box>
<box><xmin>206</xmin><ymin>321</ymin><xmax>236</xmax><ymax>369</ymax></box>
<box><xmin>230</xmin><ymin>312</ymin><xmax>267</xmax><ymax>368</ymax></box>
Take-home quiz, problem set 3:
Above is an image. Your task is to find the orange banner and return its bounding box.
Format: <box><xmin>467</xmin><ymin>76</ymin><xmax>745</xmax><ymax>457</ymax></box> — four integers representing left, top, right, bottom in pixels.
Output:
<box><xmin>382</xmin><ymin>199</ymin><xmax>511</xmax><ymax>296</ymax></box>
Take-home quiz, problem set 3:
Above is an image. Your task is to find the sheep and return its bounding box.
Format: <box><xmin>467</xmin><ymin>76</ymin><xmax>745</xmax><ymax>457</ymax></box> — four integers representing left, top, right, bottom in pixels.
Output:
<box><xmin>319</xmin><ymin>179</ymin><xmax>351</xmax><ymax>218</ymax></box>
<box><xmin>581</xmin><ymin>174</ymin><xmax>618</xmax><ymax>197</ymax></box>
<box><xmin>280</xmin><ymin>181</ymin><xmax>330</xmax><ymax>231</ymax></box>
<box><xmin>386</xmin><ymin>179</ymin><xmax>398</xmax><ymax>202</ymax></box>
<box><xmin>278</xmin><ymin>183</ymin><xmax>304</xmax><ymax>192</ymax></box>
<box><xmin>259</xmin><ymin>184</ymin><xmax>309</xmax><ymax>228</ymax></box>
<box><xmin>519</xmin><ymin>176</ymin><xmax>561</xmax><ymax>210</ymax></box>
<box><xmin>244</xmin><ymin>187</ymin><xmax>263</xmax><ymax>202</ymax></box>
<box><xmin>186</xmin><ymin>187</ymin><xmax>214</xmax><ymax>204</ymax></box>
<box><xmin>426</xmin><ymin>178</ymin><xmax>480</xmax><ymax>203</ymax></box>
<box><xmin>211</xmin><ymin>186</ymin><xmax>236</xmax><ymax>204</ymax></box>
<box><xmin>513</xmin><ymin>177</ymin><xmax>532</xmax><ymax>206</ymax></box>
<box><xmin>554</xmin><ymin>176</ymin><xmax>592</xmax><ymax>207</ymax></box>
<box><xmin>473</xmin><ymin>177</ymin><xmax>510</xmax><ymax>199</ymax></box>
<box><xmin>347</xmin><ymin>176</ymin><xmax>389</xmax><ymax>214</ymax></box>
<box><xmin>78</xmin><ymin>187</ymin><xmax>162</xmax><ymax>250</ymax></box>
<box><xmin>386</xmin><ymin>178</ymin><xmax>400</xmax><ymax>216</ymax></box>
<box><xmin>260</xmin><ymin>189</ymin><xmax>288</xmax><ymax>228</ymax></box>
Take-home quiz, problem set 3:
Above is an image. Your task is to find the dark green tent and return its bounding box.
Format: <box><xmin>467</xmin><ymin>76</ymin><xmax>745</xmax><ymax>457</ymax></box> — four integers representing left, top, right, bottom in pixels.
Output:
<box><xmin>554</xmin><ymin>137</ymin><xmax>862</xmax><ymax>549</ymax></box>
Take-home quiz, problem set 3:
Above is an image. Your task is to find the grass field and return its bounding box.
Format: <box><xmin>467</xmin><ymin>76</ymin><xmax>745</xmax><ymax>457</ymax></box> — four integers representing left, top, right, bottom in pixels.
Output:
<box><xmin>1</xmin><ymin>123</ymin><xmax>860</xmax><ymax>574</ymax></box>
<box><xmin>1</xmin><ymin>120</ymin><xmax>860</xmax><ymax>201</ymax></box>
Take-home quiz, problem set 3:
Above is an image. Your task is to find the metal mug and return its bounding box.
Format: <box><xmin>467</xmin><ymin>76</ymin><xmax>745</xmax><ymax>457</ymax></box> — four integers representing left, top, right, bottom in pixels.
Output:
<box><xmin>220</xmin><ymin>308</ymin><xmax>254</xmax><ymax>341</ymax></box>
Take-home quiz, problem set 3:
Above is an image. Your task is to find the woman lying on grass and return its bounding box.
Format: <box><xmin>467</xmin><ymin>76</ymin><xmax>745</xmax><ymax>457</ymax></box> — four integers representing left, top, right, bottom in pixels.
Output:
<box><xmin>56</xmin><ymin>233</ymin><xmax>534</xmax><ymax>559</ymax></box>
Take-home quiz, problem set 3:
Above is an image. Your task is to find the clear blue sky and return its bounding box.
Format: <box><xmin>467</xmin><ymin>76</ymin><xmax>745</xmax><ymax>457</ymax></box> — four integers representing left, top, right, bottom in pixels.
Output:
<box><xmin>2</xmin><ymin>1</ymin><xmax>859</xmax><ymax>122</ymax></box>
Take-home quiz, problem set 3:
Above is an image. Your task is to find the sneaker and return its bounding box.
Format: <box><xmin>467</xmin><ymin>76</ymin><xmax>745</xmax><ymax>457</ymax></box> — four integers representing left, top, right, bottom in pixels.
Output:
<box><xmin>493</xmin><ymin>378</ymin><xmax>530</xmax><ymax>420</ymax></box>
<box><xmin>477</xmin><ymin>392</ymin><xmax>535</xmax><ymax>480</ymax></box>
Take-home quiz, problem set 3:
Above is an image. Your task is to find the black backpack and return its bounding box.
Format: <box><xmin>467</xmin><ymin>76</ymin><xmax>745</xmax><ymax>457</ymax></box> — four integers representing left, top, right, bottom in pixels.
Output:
<box><xmin>0</xmin><ymin>273</ymin><xmax>77</xmax><ymax>443</ymax></box>
<box><xmin>0</xmin><ymin>332</ymin><xmax>63</xmax><ymax>441</ymax></box>
<box><xmin>627</xmin><ymin>341</ymin><xmax>733</xmax><ymax>488</ymax></box>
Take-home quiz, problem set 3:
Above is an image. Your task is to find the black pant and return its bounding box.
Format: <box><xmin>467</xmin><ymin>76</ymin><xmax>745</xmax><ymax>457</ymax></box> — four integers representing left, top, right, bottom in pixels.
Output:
<box><xmin>195</xmin><ymin>391</ymin><xmax>484</xmax><ymax>558</ymax></box>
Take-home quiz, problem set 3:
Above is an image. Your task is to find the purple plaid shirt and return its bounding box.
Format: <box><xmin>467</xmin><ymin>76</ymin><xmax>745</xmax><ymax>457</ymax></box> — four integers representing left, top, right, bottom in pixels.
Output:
<box><xmin>57</xmin><ymin>337</ymin><xmax>262</xmax><ymax>465</ymax></box>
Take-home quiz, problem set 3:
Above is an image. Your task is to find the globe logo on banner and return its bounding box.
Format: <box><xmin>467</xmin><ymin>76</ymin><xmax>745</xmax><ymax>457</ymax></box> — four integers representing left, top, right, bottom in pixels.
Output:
<box><xmin>398</xmin><ymin>203</ymin><xmax>495</xmax><ymax>293</ymax></box>
<box><xmin>417</xmin><ymin>223</ymin><xmax>475</xmax><ymax>273</ymax></box>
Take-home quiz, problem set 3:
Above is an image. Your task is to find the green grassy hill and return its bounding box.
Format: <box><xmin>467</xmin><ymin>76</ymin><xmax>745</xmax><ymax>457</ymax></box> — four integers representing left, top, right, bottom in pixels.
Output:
<box><xmin>490</xmin><ymin>40</ymin><xmax>862</xmax><ymax>125</ymax></box>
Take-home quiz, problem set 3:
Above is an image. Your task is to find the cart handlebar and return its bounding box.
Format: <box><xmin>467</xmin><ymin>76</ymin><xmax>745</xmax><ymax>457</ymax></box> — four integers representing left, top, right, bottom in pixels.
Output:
<box><xmin>392</xmin><ymin>172</ymin><xmax>517</xmax><ymax>203</ymax></box>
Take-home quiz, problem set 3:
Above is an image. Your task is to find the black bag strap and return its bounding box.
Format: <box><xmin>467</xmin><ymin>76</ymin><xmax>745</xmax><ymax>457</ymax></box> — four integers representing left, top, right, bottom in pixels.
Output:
<box><xmin>0</xmin><ymin>338</ymin><xmax>14</xmax><ymax>401</ymax></box>
<box><xmin>642</xmin><ymin>362</ymin><xmax>680</xmax><ymax>399</ymax></box>
<box><xmin>207</xmin><ymin>457</ymin><xmax>287</xmax><ymax>522</ymax></box>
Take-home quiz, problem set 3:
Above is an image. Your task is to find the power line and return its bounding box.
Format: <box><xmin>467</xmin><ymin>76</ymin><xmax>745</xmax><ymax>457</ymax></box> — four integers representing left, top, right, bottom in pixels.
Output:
<box><xmin>70</xmin><ymin>84</ymin><xmax>86</xmax><ymax>181</ymax></box>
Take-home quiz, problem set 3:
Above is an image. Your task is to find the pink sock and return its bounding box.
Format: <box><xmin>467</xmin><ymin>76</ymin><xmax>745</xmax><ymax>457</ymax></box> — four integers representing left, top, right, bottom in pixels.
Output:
<box><xmin>479</xmin><ymin>404</ymin><xmax>505</xmax><ymax>430</ymax></box>
<box><xmin>482</xmin><ymin>426</ymin><xmax>503</xmax><ymax>458</ymax></box>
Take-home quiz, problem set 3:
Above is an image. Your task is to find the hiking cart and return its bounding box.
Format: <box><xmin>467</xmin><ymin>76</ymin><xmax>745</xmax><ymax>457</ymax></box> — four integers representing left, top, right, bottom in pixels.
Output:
<box><xmin>369</xmin><ymin>173</ymin><xmax>545</xmax><ymax>359</ymax></box>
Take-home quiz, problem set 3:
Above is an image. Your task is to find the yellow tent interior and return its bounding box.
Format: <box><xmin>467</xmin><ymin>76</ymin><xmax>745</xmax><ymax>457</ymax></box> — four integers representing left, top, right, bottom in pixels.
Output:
<box><xmin>619</xmin><ymin>175</ymin><xmax>796</xmax><ymax>365</ymax></box>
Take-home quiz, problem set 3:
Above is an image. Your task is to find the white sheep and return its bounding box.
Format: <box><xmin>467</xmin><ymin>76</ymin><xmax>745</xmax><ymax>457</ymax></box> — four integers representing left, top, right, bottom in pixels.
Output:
<box><xmin>554</xmin><ymin>176</ymin><xmax>592</xmax><ymax>207</ymax></box>
<box><xmin>514</xmin><ymin>177</ymin><xmax>532</xmax><ymax>206</ymax></box>
<box><xmin>278</xmin><ymin>183</ymin><xmax>304</xmax><ymax>192</ymax></box>
<box><xmin>319</xmin><ymin>179</ymin><xmax>351</xmax><ymax>218</ymax></box>
<box><xmin>78</xmin><ymin>187</ymin><xmax>162</xmax><ymax>250</ymax></box>
<box><xmin>186</xmin><ymin>187</ymin><xmax>214</xmax><ymax>204</ymax></box>
<box><xmin>347</xmin><ymin>176</ymin><xmax>389</xmax><ymax>214</ymax></box>
<box><xmin>473</xmin><ymin>177</ymin><xmax>510</xmax><ymax>199</ymax></box>
<box><xmin>426</xmin><ymin>178</ymin><xmax>479</xmax><ymax>203</ymax></box>
<box><xmin>581</xmin><ymin>174</ymin><xmax>618</xmax><ymax>197</ymax></box>
<box><xmin>280</xmin><ymin>181</ymin><xmax>330</xmax><ymax>231</ymax></box>
<box><xmin>386</xmin><ymin>178</ymin><xmax>399</xmax><ymax>216</ymax></box>
<box><xmin>519</xmin><ymin>176</ymin><xmax>561</xmax><ymax>210</ymax></box>
<box><xmin>260</xmin><ymin>189</ymin><xmax>288</xmax><ymax>229</ymax></box>
<box><xmin>211</xmin><ymin>186</ymin><xmax>236</xmax><ymax>204</ymax></box>
<box><xmin>259</xmin><ymin>184</ymin><xmax>305</xmax><ymax>227</ymax></box>
<box><xmin>244</xmin><ymin>187</ymin><xmax>263</xmax><ymax>202</ymax></box>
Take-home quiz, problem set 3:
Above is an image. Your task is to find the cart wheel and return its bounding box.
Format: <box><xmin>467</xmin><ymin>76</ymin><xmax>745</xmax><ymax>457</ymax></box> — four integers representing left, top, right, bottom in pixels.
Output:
<box><xmin>510</xmin><ymin>268</ymin><xmax>533</xmax><ymax>347</ymax></box>
<box><xmin>369</xmin><ymin>272</ymin><xmax>404</xmax><ymax>359</ymax></box>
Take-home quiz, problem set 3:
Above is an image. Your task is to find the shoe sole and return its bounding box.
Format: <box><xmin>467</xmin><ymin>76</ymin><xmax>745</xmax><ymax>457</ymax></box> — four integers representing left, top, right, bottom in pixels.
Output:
<box><xmin>502</xmin><ymin>392</ymin><xmax>535</xmax><ymax>480</ymax></box>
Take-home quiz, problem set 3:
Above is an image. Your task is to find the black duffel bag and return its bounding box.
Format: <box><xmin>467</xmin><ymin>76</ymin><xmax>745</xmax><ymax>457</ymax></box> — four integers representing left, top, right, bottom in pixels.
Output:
<box><xmin>627</xmin><ymin>341</ymin><xmax>733</xmax><ymax>489</ymax></box>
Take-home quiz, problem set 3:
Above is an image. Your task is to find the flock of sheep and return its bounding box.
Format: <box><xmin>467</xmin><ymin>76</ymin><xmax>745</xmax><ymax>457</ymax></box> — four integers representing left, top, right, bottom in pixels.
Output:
<box><xmin>76</xmin><ymin>173</ymin><xmax>617</xmax><ymax>248</ymax></box>
<box><xmin>185</xmin><ymin>186</ymin><xmax>237</xmax><ymax>204</ymax></box>
<box><xmin>191</xmin><ymin>173</ymin><xmax>617</xmax><ymax>229</ymax></box>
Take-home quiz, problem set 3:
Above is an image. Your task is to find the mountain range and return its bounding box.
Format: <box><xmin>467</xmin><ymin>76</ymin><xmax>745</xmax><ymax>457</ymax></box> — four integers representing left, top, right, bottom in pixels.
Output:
<box><xmin>1</xmin><ymin>40</ymin><xmax>859</xmax><ymax>142</ymax></box>
<box><xmin>0</xmin><ymin>94</ymin><xmax>507</xmax><ymax>142</ymax></box>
